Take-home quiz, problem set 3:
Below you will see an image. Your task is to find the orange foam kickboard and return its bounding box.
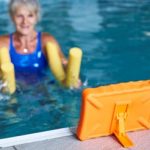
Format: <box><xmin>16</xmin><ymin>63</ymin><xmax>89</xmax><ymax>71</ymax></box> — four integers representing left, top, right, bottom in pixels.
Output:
<box><xmin>76</xmin><ymin>80</ymin><xmax>150</xmax><ymax>146</ymax></box>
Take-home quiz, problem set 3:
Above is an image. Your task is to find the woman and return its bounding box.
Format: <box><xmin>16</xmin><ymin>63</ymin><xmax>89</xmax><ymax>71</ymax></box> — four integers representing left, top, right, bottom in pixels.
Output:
<box><xmin>0</xmin><ymin>0</ymin><xmax>67</xmax><ymax>78</ymax></box>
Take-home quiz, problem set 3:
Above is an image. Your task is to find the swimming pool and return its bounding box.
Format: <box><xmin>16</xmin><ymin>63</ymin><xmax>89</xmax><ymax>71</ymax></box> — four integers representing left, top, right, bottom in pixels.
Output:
<box><xmin>0</xmin><ymin>0</ymin><xmax>150</xmax><ymax>139</ymax></box>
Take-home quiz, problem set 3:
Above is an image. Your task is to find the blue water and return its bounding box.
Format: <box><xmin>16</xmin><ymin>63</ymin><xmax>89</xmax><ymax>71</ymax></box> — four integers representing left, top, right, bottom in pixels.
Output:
<box><xmin>0</xmin><ymin>0</ymin><xmax>150</xmax><ymax>138</ymax></box>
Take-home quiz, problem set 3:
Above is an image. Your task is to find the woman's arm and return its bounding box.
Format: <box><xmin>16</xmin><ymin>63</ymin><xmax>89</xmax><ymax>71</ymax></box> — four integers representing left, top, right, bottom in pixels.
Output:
<box><xmin>0</xmin><ymin>35</ymin><xmax>9</xmax><ymax>49</ymax></box>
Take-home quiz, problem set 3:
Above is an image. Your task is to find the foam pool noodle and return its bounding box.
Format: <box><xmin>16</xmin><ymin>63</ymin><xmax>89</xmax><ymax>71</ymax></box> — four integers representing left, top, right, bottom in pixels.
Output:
<box><xmin>0</xmin><ymin>47</ymin><xmax>16</xmax><ymax>94</ymax></box>
<box><xmin>0</xmin><ymin>47</ymin><xmax>11</xmax><ymax>64</ymax></box>
<box><xmin>46</xmin><ymin>42</ymin><xmax>66</xmax><ymax>83</ymax></box>
<box><xmin>65</xmin><ymin>47</ymin><xmax>82</xmax><ymax>88</ymax></box>
<box><xmin>0</xmin><ymin>47</ymin><xmax>11</xmax><ymax>78</ymax></box>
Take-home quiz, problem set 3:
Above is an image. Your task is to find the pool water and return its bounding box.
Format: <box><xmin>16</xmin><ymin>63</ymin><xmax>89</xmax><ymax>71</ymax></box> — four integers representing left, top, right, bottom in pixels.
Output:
<box><xmin>0</xmin><ymin>0</ymin><xmax>150</xmax><ymax>138</ymax></box>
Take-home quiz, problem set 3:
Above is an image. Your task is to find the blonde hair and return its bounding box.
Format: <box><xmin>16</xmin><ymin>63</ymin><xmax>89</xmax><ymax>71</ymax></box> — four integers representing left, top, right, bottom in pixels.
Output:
<box><xmin>9</xmin><ymin>0</ymin><xmax>41</xmax><ymax>21</ymax></box>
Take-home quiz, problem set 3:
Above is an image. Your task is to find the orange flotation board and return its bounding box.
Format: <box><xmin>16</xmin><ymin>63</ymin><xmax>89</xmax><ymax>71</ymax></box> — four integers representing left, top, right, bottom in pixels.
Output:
<box><xmin>77</xmin><ymin>80</ymin><xmax>150</xmax><ymax>147</ymax></box>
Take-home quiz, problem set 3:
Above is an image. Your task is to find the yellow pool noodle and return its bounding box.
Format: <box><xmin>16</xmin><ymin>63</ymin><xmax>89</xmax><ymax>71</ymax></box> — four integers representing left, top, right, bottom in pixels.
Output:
<box><xmin>65</xmin><ymin>47</ymin><xmax>82</xmax><ymax>88</ymax></box>
<box><xmin>1</xmin><ymin>63</ymin><xmax>16</xmax><ymax>94</ymax></box>
<box><xmin>0</xmin><ymin>47</ymin><xmax>11</xmax><ymax>65</ymax></box>
<box><xmin>0</xmin><ymin>47</ymin><xmax>11</xmax><ymax>79</ymax></box>
<box><xmin>46</xmin><ymin>42</ymin><xmax>66</xmax><ymax>82</ymax></box>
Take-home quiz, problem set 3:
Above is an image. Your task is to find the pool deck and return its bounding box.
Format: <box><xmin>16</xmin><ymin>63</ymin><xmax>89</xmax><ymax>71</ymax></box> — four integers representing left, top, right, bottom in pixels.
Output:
<box><xmin>1</xmin><ymin>129</ymin><xmax>150</xmax><ymax>150</ymax></box>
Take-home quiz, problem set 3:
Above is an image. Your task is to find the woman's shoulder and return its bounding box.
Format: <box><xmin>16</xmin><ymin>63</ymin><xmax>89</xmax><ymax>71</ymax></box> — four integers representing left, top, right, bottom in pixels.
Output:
<box><xmin>41</xmin><ymin>32</ymin><xmax>58</xmax><ymax>46</ymax></box>
<box><xmin>0</xmin><ymin>34</ymin><xmax>10</xmax><ymax>48</ymax></box>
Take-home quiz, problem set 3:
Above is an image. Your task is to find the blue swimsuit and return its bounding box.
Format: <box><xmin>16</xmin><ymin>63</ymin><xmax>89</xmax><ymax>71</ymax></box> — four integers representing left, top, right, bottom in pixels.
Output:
<box><xmin>9</xmin><ymin>32</ymin><xmax>47</xmax><ymax>73</ymax></box>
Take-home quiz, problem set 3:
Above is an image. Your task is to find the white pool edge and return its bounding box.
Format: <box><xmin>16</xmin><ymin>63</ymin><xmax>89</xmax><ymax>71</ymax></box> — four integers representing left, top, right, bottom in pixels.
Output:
<box><xmin>0</xmin><ymin>127</ymin><xmax>76</xmax><ymax>148</ymax></box>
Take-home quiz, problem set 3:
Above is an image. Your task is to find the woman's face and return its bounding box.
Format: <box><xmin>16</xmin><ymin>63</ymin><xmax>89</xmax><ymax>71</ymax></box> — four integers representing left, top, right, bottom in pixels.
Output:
<box><xmin>12</xmin><ymin>5</ymin><xmax>38</xmax><ymax>35</ymax></box>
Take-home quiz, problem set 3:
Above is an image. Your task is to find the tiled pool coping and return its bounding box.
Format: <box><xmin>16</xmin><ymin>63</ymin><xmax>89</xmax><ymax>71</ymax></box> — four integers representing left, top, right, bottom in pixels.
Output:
<box><xmin>1</xmin><ymin>129</ymin><xmax>150</xmax><ymax>150</ymax></box>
